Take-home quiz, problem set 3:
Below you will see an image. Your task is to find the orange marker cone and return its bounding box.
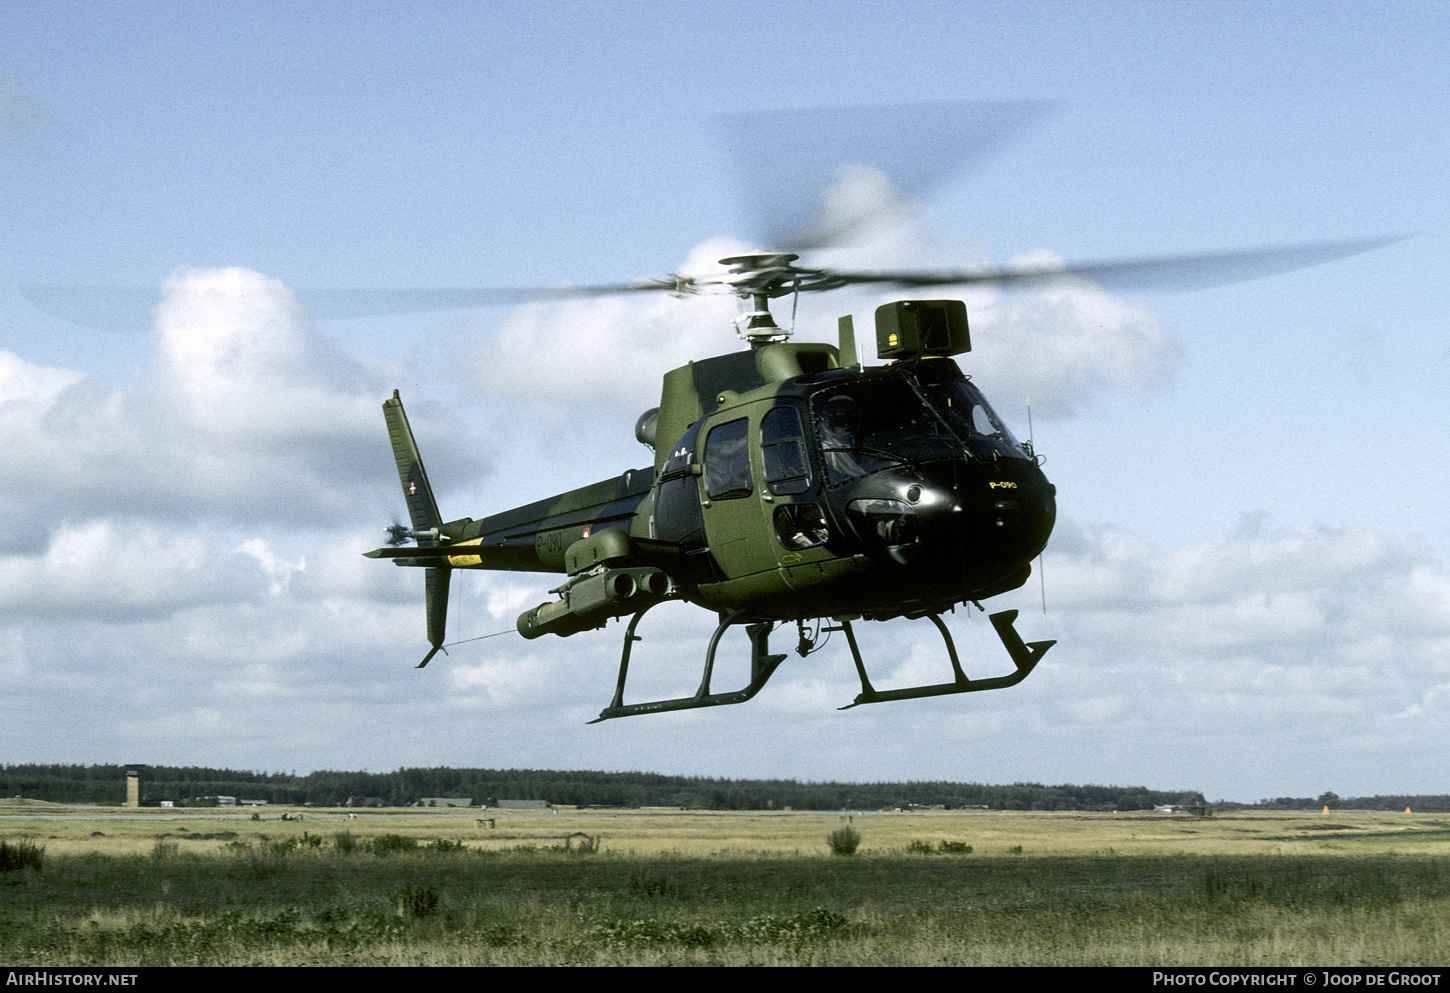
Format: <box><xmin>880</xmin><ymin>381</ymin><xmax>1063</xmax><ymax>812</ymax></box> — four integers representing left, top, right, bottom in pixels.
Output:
<box><xmin>1406</xmin><ymin>807</ymin><xmax>1412</xmax><ymax>814</ymax></box>
<box><xmin>1322</xmin><ymin>806</ymin><xmax>1330</xmax><ymax>815</ymax></box>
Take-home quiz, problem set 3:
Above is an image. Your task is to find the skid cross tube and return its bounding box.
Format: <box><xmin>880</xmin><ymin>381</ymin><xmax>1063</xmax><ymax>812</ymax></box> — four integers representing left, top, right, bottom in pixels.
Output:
<box><xmin>589</xmin><ymin>607</ymin><xmax>788</xmax><ymax>722</ymax></box>
<box><xmin>838</xmin><ymin>609</ymin><xmax>1054</xmax><ymax>709</ymax></box>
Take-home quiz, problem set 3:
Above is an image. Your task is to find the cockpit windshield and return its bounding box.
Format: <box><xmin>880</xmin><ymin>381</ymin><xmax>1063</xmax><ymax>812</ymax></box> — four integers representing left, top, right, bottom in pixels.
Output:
<box><xmin>812</xmin><ymin>376</ymin><xmax>958</xmax><ymax>485</ymax></box>
<box><xmin>810</xmin><ymin>365</ymin><xmax>1030</xmax><ymax>486</ymax></box>
<box><xmin>916</xmin><ymin>368</ymin><xmax>1031</xmax><ymax>463</ymax></box>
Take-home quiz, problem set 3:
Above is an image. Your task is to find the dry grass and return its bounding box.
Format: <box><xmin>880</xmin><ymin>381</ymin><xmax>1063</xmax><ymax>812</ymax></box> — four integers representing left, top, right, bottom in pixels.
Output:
<box><xmin>2</xmin><ymin>806</ymin><xmax>1447</xmax><ymax>966</ymax></box>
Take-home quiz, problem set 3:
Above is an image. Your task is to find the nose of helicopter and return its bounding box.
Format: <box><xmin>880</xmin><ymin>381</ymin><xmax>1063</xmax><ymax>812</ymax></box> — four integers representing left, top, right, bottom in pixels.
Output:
<box><xmin>840</xmin><ymin>461</ymin><xmax>1055</xmax><ymax>588</ymax></box>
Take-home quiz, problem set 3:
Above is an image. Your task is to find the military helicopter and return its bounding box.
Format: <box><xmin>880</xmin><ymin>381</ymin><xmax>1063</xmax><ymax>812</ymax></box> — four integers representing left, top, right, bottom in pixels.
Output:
<box><xmin>363</xmin><ymin>231</ymin><xmax>1395</xmax><ymax>722</ymax></box>
<box><xmin>367</xmin><ymin>270</ymin><xmax>1056</xmax><ymax>720</ymax></box>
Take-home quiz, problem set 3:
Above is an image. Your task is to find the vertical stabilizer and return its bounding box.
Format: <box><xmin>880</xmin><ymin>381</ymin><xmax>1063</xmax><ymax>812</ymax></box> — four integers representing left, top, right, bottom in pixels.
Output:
<box><xmin>384</xmin><ymin>391</ymin><xmax>443</xmax><ymax>535</ymax></box>
<box><xmin>382</xmin><ymin>391</ymin><xmax>449</xmax><ymax>667</ymax></box>
<box><xmin>419</xmin><ymin>566</ymin><xmax>450</xmax><ymax>668</ymax></box>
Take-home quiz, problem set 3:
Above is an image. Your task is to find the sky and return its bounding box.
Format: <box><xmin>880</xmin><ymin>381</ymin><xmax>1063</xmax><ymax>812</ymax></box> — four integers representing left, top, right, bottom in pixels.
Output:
<box><xmin>2</xmin><ymin>0</ymin><xmax>1447</xmax><ymax>804</ymax></box>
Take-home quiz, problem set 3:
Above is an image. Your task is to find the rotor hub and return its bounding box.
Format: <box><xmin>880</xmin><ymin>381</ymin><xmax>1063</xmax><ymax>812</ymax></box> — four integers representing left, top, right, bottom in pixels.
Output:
<box><xmin>717</xmin><ymin>254</ymin><xmax>807</xmax><ymax>344</ymax></box>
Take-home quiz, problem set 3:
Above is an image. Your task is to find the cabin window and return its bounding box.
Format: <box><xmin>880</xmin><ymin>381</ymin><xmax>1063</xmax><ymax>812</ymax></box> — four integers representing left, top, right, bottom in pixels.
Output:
<box><xmin>653</xmin><ymin>420</ymin><xmax>706</xmax><ymax>546</ymax></box>
<box><xmin>760</xmin><ymin>405</ymin><xmax>811</xmax><ymax>496</ymax></box>
<box><xmin>704</xmin><ymin>418</ymin><xmax>753</xmax><ymax>499</ymax></box>
<box><xmin>774</xmin><ymin>503</ymin><xmax>829</xmax><ymax>549</ymax></box>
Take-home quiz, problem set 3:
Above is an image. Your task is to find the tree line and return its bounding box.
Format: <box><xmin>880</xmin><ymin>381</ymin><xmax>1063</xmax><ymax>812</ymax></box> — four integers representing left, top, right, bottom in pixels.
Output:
<box><xmin>7</xmin><ymin>764</ymin><xmax>1442</xmax><ymax>811</ymax></box>
<box><xmin>6</xmin><ymin>763</ymin><xmax>1203</xmax><ymax>809</ymax></box>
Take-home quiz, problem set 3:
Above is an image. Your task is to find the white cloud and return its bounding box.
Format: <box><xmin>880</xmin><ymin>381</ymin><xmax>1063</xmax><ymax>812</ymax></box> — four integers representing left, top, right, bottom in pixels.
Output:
<box><xmin>1149</xmin><ymin>525</ymin><xmax>1407</xmax><ymax>604</ymax></box>
<box><xmin>236</xmin><ymin>538</ymin><xmax>305</xmax><ymax>596</ymax></box>
<box><xmin>444</xmin><ymin>651</ymin><xmax>555</xmax><ymax>706</ymax></box>
<box><xmin>0</xmin><ymin>268</ymin><xmax>486</xmax><ymax>535</ymax></box>
<box><xmin>0</xmin><ymin>349</ymin><xmax>84</xmax><ymax>403</ymax></box>
<box><xmin>460</xmin><ymin>238</ymin><xmax>747</xmax><ymax>423</ymax></box>
<box><xmin>147</xmin><ymin>267</ymin><xmax>378</xmax><ymax>443</ymax></box>
<box><xmin>1042</xmin><ymin>519</ymin><xmax>1450</xmax><ymax>726</ymax></box>
<box><xmin>962</xmin><ymin>267</ymin><xmax>1183</xmax><ymax>417</ymax></box>
<box><xmin>0</xmin><ymin>520</ymin><xmax>252</xmax><ymax>620</ymax></box>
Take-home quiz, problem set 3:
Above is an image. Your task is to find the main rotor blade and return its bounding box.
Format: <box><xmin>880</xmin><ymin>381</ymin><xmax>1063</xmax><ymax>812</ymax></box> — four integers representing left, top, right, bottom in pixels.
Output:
<box><xmin>291</xmin><ymin>282</ymin><xmax>679</xmax><ymax>319</ymax></box>
<box><xmin>19</xmin><ymin>235</ymin><xmax>1405</xmax><ymax>332</ymax></box>
<box><xmin>15</xmin><ymin>285</ymin><xmax>159</xmax><ymax>333</ymax></box>
<box><xmin>810</xmin><ymin>235</ymin><xmax>1408</xmax><ymax>294</ymax></box>
<box><xmin>716</xmin><ymin>101</ymin><xmax>1054</xmax><ymax>251</ymax></box>
<box><xmin>16</xmin><ymin>279</ymin><xmax>682</xmax><ymax>331</ymax></box>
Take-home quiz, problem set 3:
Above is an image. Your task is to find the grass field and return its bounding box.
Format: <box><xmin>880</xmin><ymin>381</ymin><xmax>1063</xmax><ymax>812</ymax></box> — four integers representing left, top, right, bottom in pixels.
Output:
<box><xmin>2</xmin><ymin>804</ymin><xmax>1448</xmax><ymax>965</ymax></box>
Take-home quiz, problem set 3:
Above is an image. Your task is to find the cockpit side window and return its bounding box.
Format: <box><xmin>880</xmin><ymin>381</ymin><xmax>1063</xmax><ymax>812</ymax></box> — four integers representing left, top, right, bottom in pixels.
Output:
<box><xmin>704</xmin><ymin>417</ymin><xmax>753</xmax><ymax>499</ymax></box>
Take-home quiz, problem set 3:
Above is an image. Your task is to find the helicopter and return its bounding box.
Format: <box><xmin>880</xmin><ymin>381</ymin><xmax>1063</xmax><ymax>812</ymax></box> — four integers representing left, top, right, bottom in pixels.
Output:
<box><xmin>362</xmin><ymin>235</ymin><xmax>1394</xmax><ymax>723</ymax></box>
<box><xmin>366</xmin><ymin>267</ymin><xmax>1057</xmax><ymax>721</ymax></box>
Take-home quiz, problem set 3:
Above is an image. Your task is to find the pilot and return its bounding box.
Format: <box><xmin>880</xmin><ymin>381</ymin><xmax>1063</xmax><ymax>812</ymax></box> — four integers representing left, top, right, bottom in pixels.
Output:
<box><xmin>818</xmin><ymin>394</ymin><xmax>868</xmax><ymax>482</ymax></box>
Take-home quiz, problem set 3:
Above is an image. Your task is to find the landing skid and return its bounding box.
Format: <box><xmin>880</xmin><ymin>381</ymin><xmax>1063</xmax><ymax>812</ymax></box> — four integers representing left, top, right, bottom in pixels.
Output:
<box><xmin>837</xmin><ymin>609</ymin><xmax>1054</xmax><ymax>709</ymax></box>
<box><xmin>587</xmin><ymin>604</ymin><xmax>1054</xmax><ymax>722</ymax></box>
<box><xmin>589</xmin><ymin>606</ymin><xmax>785</xmax><ymax>722</ymax></box>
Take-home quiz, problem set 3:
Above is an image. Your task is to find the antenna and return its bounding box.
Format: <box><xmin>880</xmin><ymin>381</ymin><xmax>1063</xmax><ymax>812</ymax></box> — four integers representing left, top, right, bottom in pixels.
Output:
<box><xmin>1027</xmin><ymin>396</ymin><xmax>1047</xmax><ymax>619</ymax></box>
<box><xmin>1039</xmin><ymin>552</ymin><xmax>1048</xmax><ymax>620</ymax></box>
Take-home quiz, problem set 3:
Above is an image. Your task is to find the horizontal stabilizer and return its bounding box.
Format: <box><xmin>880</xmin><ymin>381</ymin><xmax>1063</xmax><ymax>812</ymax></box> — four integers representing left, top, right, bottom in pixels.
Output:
<box><xmin>363</xmin><ymin>542</ymin><xmax>541</xmax><ymax>571</ymax></box>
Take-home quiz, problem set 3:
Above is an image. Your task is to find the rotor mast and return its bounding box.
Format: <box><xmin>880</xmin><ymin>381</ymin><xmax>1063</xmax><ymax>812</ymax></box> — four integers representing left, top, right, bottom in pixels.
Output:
<box><xmin>718</xmin><ymin>253</ymin><xmax>825</xmax><ymax>346</ymax></box>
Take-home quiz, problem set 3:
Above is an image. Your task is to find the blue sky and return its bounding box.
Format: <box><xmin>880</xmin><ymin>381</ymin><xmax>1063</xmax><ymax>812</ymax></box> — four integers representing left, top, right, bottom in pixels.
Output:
<box><xmin>2</xmin><ymin>1</ymin><xmax>1447</xmax><ymax>803</ymax></box>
